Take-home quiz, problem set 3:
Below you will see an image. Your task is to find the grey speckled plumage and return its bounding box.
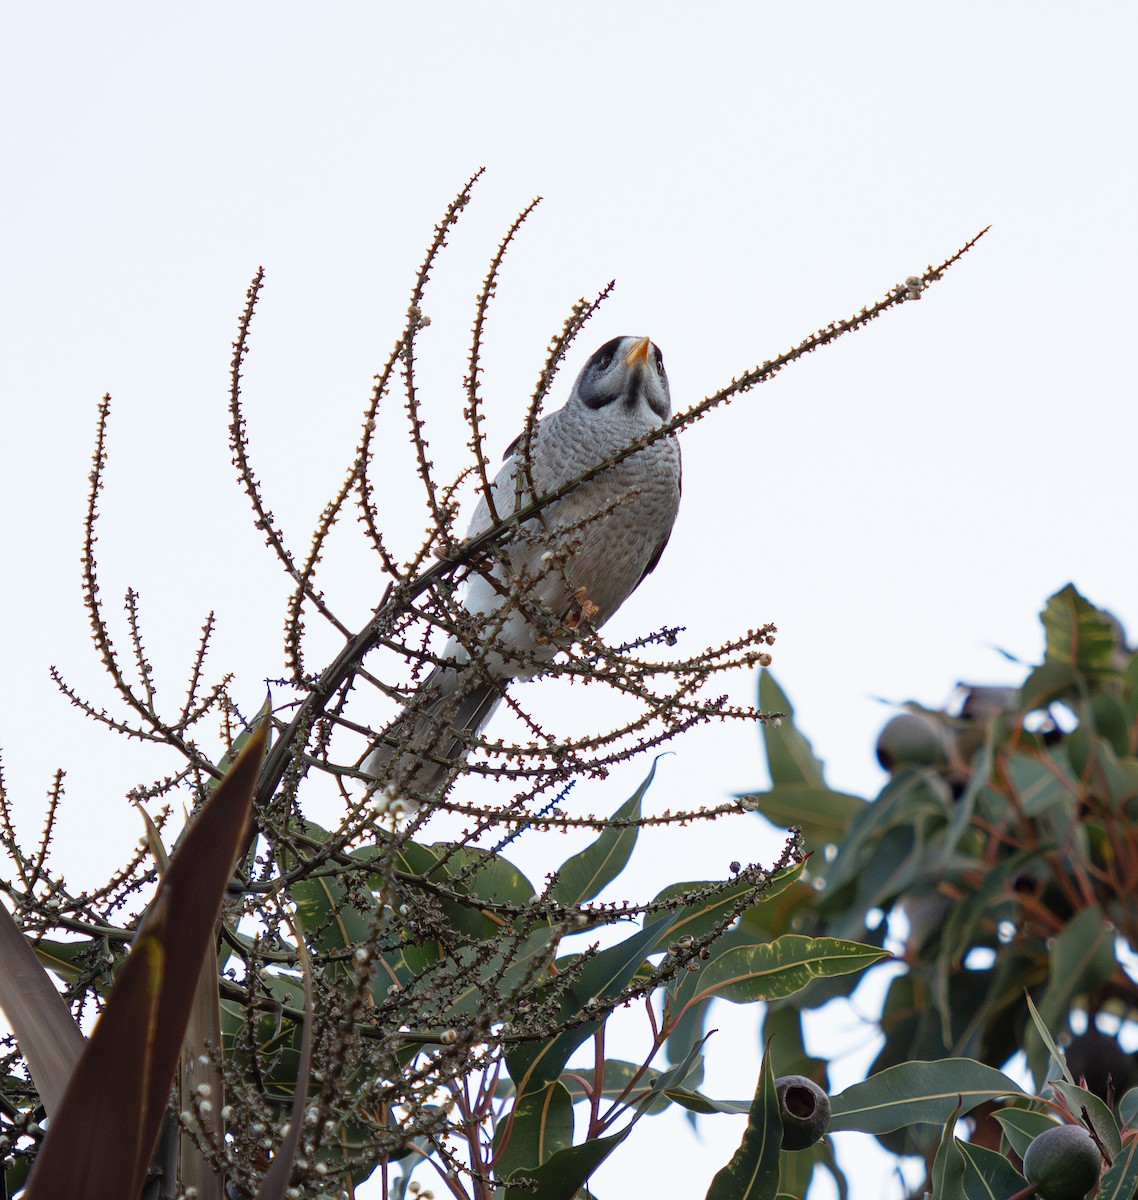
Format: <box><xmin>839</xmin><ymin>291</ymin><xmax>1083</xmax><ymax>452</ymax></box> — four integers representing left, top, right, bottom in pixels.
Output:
<box><xmin>365</xmin><ymin>335</ymin><xmax>681</xmax><ymax>803</ymax></box>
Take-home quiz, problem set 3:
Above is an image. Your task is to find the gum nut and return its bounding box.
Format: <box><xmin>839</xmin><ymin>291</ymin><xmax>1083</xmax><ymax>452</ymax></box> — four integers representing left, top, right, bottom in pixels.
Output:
<box><xmin>1022</xmin><ymin>1124</ymin><xmax>1102</xmax><ymax>1200</ymax></box>
<box><xmin>774</xmin><ymin>1075</ymin><xmax>831</xmax><ymax>1150</ymax></box>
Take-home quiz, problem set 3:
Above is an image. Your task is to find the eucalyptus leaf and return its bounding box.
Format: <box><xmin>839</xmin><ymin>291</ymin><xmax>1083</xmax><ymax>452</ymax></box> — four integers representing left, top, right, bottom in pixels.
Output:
<box><xmin>549</xmin><ymin>762</ymin><xmax>655</xmax><ymax>905</ymax></box>
<box><xmin>956</xmin><ymin>1139</ymin><xmax>1026</xmax><ymax>1200</ymax></box>
<box><xmin>829</xmin><ymin>1059</ymin><xmax>1024</xmax><ymax>1135</ymax></box>
<box><xmin>1049</xmin><ymin>1079</ymin><xmax>1121</xmax><ymax>1159</ymax></box>
<box><xmin>758</xmin><ymin>671</ymin><xmax>826</xmax><ymax>788</ymax></box>
<box><xmin>704</xmin><ymin>1042</ymin><xmax>782</xmax><ymax>1200</ymax></box>
<box><xmin>674</xmin><ymin>933</ymin><xmax>889</xmax><ymax>1009</ymax></box>
<box><xmin>929</xmin><ymin>1099</ymin><xmax>965</xmax><ymax>1200</ymax></box>
<box><xmin>991</xmin><ymin>1105</ymin><xmax>1058</xmax><ymax>1158</ymax></box>
<box><xmin>1099</xmin><ymin>1134</ymin><xmax>1138</xmax><ymax>1200</ymax></box>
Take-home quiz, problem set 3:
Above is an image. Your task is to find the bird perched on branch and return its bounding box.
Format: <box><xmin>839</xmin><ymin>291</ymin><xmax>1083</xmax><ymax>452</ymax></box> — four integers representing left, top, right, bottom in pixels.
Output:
<box><xmin>364</xmin><ymin>335</ymin><xmax>682</xmax><ymax>804</ymax></box>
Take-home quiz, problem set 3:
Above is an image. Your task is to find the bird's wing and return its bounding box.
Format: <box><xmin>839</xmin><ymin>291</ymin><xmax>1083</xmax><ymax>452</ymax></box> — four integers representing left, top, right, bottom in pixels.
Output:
<box><xmin>637</xmin><ymin>530</ymin><xmax>673</xmax><ymax>588</ymax></box>
<box><xmin>637</xmin><ymin>437</ymin><xmax>681</xmax><ymax>587</ymax></box>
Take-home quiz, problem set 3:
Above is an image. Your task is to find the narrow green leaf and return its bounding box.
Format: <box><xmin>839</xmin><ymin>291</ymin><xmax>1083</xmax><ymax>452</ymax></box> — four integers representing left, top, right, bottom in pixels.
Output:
<box><xmin>503</xmin><ymin>1128</ymin><xmax>630</xmax><ymax>1200</ymax></box>
<box><xmin>828</xmin><ymin>1059</ymin><xmax>1024</xmax><ymax>1135</ymax></box>
<box><xmin>30</xmin><ymin>937</ymin><xmax>105</xmax><ymax>987</ymax></box>
<box><xmin>676</xmin><ymin>934</ymin><xmax>889</xmax><ymax>1008</ymax></box>
<box><xmin>957</xmin><ymin>1139</ymin><xmax>1026</xmax><ymax>1200</ymax></box>
<box><xmin>1024</xmin><ymin>990</ymin><xmax>1075</xmax><ymax>1089</ymax></box>
<box><xmin>991</xmin><ymin>1106</ymin><xmax>1058</xmax><ymax>1158</ymax></box>
<box><xmin>288</xmin><ymin>820</ymin><xmax>380</xmax><ymax>964</ymax></box>
<box><xmin>777</xmin><ymin>1139</ymin><xmax>847</xmax><ymax>1200</ymax></box>
<box><xmin>1050</xmin><ymin>1079</ymin><xmax>1122</xmax><ymax>1159</ymax></box>
<box><xmin>1005</xmin><ymin>750</ymin><xmax>1079</xmax><ymax>818</ymax></box>
<box><xmin>494</xmin><ymin>1081</ymin><xmax>574</xmax><ymax>1182</ymax></box>
<box><xmin>817</xmin><ymin>770</ymin><xmax>951</xmax><ymax>901</ymax></box>
<box><xmin>507</xmin><ymin>914</ymin><xmax>683</xmax><ymax>1089</ymax></box>
<box><xmin>559</xmin><ymin>1053</ymin><xmax>705</xmax><ymax>1117</ymax></box>
<box><xmin>704</xmin><ymin>1042</ymin><xmax>782</xmax><ymax>1200</ymax></box>
<box><xmin>0</xmin><ymin>907</ymin><xmax>87</xmax><ymax>1114</ymax></box>
<box><xmin>648</xmin><ymin>861</ymin><xmax>805</xmax><ymax>946</ymax></box>
<box><xmin>549</xmin><ymin>763</ymin><xmax>655</xmax><ymax>905</ymax></box>
<box><xmin>504</xmin><ymin>1042</ymin><xmax>708</xmax><ymax>1200</ymax></box>
<box><xmin>433</xmin><ymin>926</ymin><xmax>559</xmax><ymax>1023</ymax></box>
<box><xmin>447</xmin><ymin>848</ymin><xmax>537</xmax><ymax>928</ymax></box>
<box><xmin>744</xmin><ymin>784</ymin><xmax>867</xmax><ymax>843</ymax></box>
<box><xmin>1118</xmin><ymin>1087</ymin><xmax>1138</xmax><ymax>1127</ymax></box>
<box><xmin>1027</xmin><ymin>911</ymin><xmax>1116</xmax><ymax>1092</ymax></box>
<box><xmin>759</xmin><ymin>672</ymin><xmax>826</xmax><ymax>788</ymax></box>
<box><xmin>1099</xmin><ymin>1134</ymin><xmax>1138</xmax><ymax>1200</ymax></box>
<box><xmin>664</xmin><ymin>1088</ymin><xmax>753</xmax><ymax>1116</ymax></box>
<box><xmin>1019</xmin><ymin>661</ymin><xmax>1081</xmax><ymax>714</ymax></box>
<box><xmin>930</xmin><ymin>1099</ymin><xmax>965</xmax><ymax>1200</ymax></box>
<box><xmin>560</xmin><ymin>1059</ymin><xmax>670</xmax><ymax>1107</ymax></box>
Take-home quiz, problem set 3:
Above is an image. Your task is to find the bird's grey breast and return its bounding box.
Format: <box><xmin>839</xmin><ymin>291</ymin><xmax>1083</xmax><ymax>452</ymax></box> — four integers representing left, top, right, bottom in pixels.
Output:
<box><xmin>468</xmin><ymin>400</ymin><xmax>679</xmax><ymax>628</ymax></box>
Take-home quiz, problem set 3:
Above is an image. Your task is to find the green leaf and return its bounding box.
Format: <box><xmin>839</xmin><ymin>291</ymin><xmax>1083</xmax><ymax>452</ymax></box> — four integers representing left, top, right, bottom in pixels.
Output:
<box><xmin>1041</xmin><ymin>584</ymin><xmax>1123</xmax><ymax>681</ymax></box>
<box><xmin>1024</xmin><ymin>985</ymin><xmax>1074</xmax><ymax>1086</ymax></box>
<box><xmin>648</xmin><ymin>861</ymin><xmax>805</xmax><ymax>945</ymax></box>
<box><xmin>432</xmin><ymin>926</ymin><xmax>560</xmax><ymax>1022</ymax></box>
<box><xmin>957</xmin><ymin>1139</ymin><xmax>1027</xmax><ymax>1200</ymax></box>
<box><xmin>507</xmin><ymin>914</ymin><xmax>684</xmax><ymax>1089</ymax></box>
<box><xmin>494</xmin><ymin>1080</ymin><xmax>574</xmax><ymax>1182</ymax></box>
<box><xmin>828</xmin><ymin>1059</ymin><xmax>1024</xmax><ymax>1135</ymax></box>
<box><xmin>1049</xmin><ymin>1079</ymin><xmax>1122</xmax><ymax>1158</ymax></box>
<box><xmin>758</xmin><ymin>672</ymin><xmax>825</xmax><ymax>788</ymax></box>
<box><xmin>288</xmin><ymin>822</ymin><xmax>381</xmax><ymax>964</ymax></box>
<box><xmin>664</xmin><ymin>1088</ymin><xmax>753</xmax><ymax>1116</ymax></box>
<box><xmin>1005</xmin><ymin>750</ymin><xmax>1078</xmax><ymax>818</ymax></box>
<box><xmin>930</xmin><ymin>1100</ymin><xmax>966</xmax><ymax>1200</ymax></box>
<box><xmin>1117</xmin><ymin>1087</ymin><xmax>1138</xmax><ymax>1127</ymax></box>
<box><xmin>1089</xmin><ymin>691</ymin><xmax>1133</xmax><ymax>758</ymax></box>
<box><xmin>559</xmin><ymin>1058</ymin><xmax>699</xmax><ymax>1112</ymax></box>
<box><xmin>992</xmin><ymin>1106</ymin><xmax>1059</xmax><ymax>1158</ymax></box>
<box><xmin>704</xmin><ymin>1042</ymin><xmax>782</xmax><ymax>1200</ymax></box>
<box><xmin>817</xmin><ymin>769</ymin><xmax>952</xmax><ymax>902</ymax></box>
<box><xmin>776</xmin><ymin>1138</ymin><xmax>847</xmax><ymax>1200</ymax></box>
<box><xmin>504</xmin><ymin>1041</ymin><xmax>710</xmax><ymax>1200</ymax></box>
<box><xmin>759</xmin><ymin>1004</ymin><xmax>827</xmax><ymax>1086</ymax></box>
<box><xmin>674</xmin><ymin>934</ymin><xmax>889</xmax><ymax>1008</ymax></box>
<box><xmin>1027</xmin><ymin>906</ymin><xmax>1115</xmax><ymax>1088</ymax></box>
<box><xmin>934</xmin><ymin>847</ymin><xmax>1041</xmax><ymax>975</ymax></box>
<box><xmin>30</xmin><ymin>937</ymin><xmax>107</xmax><ymax>988</ymax></box>
<box><xmin>1020</xmin><ymin>660</ymin><xmax>1081</xmax><ymax>714</ymax></box>
<box><xmin>549</xmin><ymin>764</ymin><xmax>655</xmax><ymax>905</ymax></box>
<box><xmin>1100</xmin><ymin>1133</ymin><xmax>1138</xmax><ymax>1200</ymax></box>
<box><xmin>441</xmin><ymin>847</ymin><xmax>538</xmax><ymax>927</ymax></box>
<box><xmin>744</xmin><ymin>784</ymin><xmax>867</xmax><ymax>844</ymax></box>
<box><xmin>503</xmin><ymin>1128</ymin><xmax>631</xmax><ymax>1200</ymax></box>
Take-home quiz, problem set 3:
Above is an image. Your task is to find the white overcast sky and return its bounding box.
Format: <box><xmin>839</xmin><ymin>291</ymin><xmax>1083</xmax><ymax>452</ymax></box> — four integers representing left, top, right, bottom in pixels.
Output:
<box><xmin>2</xmin><ymin>5</ymin><xmax>1136</xmax><ymax>1197</ymax></box>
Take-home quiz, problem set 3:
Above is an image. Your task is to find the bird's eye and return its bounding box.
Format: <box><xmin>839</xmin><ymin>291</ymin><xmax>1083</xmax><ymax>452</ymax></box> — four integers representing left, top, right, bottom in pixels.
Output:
<box><xmin>589</xmin><ymin>338</ymin><xmax>622</xmax><ymax>375</ymax></box>
<box><xmin>654</xmin><ymin>347</ymin><xmax>665</xmax><ymax>376</ymax></box>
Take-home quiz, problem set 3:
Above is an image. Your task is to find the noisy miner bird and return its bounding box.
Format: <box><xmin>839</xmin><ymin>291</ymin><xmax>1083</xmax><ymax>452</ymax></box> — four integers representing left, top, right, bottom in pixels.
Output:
<box><xmin>364</xmin><ymin>335</ymin><xmax>681</xmax><ymax>804</ymax></box>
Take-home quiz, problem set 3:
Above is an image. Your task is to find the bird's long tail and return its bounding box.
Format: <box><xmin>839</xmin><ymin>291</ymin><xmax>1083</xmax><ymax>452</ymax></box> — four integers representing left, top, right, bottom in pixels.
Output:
<box><xmin>362</xmin><ymin>670</ymin><xmax>505</xmax><ymax>806</ymax></box>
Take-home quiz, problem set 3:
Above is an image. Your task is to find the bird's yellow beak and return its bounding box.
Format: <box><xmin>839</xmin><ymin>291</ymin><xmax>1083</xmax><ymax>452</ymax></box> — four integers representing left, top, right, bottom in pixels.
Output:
<box><xmin>624</xmin><ymin>336</ymin><xmax>651</xmax><ymax>367</ymax></box>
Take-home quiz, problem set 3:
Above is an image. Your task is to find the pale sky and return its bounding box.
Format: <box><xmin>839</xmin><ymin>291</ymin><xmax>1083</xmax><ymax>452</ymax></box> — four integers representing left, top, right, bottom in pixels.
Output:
<box><xmin>2</xmin><ymin>5</ymin><xmax>1135</xmax><ymax>1197</ymax></box>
